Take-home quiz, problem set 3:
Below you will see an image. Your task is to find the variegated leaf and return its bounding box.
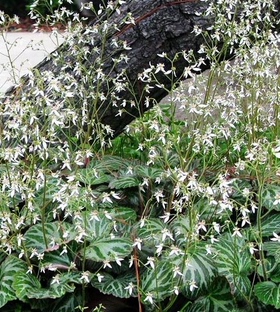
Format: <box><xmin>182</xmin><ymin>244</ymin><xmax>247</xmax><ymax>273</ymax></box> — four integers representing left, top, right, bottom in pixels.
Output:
<box><xmin>184</xmin><ymin>277</ymin><xmax>236</xmax><ymax>312</ymax></box>
<box><xmin>255</xmin><ymin>281</ymin><xmax>280</xmax><ymax>309</ymax></box>
<box><xmin>24</xmin><ymin>221</ymin><xmax>76</xmax><ymax>254</ymax></box>
<box><xmin>141</xmin><ymin>261</ymin><xmax>175</xmax><ymax>302</ymax></box>
<box><xmin>83</xmin><ymin>237</ymin><xmax>133</xmax><ymax>262</ymax></box>
<box><xmin>91</xmin><ymin>272</ymin><xmax>137</xmax><ymax>298</ymax></box>
<box><xmin>214</xmin><ymin>234</ymin><xmax>252</xmax><ymax>298</ymax></box>
<box><xmin>262</xmin><ymin>185</ymin><xmax>280</xmax><ymax>211</ymax></box>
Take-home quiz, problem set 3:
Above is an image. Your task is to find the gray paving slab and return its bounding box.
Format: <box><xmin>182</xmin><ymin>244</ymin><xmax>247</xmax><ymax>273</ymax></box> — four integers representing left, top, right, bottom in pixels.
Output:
<box><xmin>0</xmin><ymin>32</ymin><xmax>65</xmax><ymax>94</ymax></box>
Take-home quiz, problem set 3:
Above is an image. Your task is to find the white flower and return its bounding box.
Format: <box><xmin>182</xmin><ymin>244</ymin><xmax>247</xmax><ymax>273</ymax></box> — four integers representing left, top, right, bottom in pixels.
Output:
<box><xmin>124</xmin><ymin>282</ymin><xmax>135</xmax><ymax>295</ymax></box>
<box><xmin>133</xmin><ymin>238</ymin><xmax>142</xmax><ymax>250</ymax></box>
<box><xmin>145</xmin><ymin>257</ymin><xmax>155</xmax><ymax>269</ymax></box>
<box><xmin>26</xmin><ymin>265</ymin><xmax>33</xmax><ymax>274</ymax></box>
<box><xmin>169</xmin><ymin>245</ymin><xmax>183</xmax><ymax>256</ymax></box>
<box><xmin>97</xmin><ymin>273</ymin><xmax>104</xmax><ymax>283</ymax></box>
<box><xmin>160</xmin><ymin>212</ymin><xmax>171</xmax><ymax>223</ymax></box>
<box><xmin>197</xmin><ymin>220</ymin><xmax>207</xmax><ymax>232</ymax></box>
<box><xmin>248</xmin><ymin>243</ymin><xmax>258</xmax><ymax>255</ymax></box>
<box><xmin>173</xmin><ymin>266</ymin><xmax>183</xmax><ymax>278</ymax></box>
<box><xmin>155</xmin><ymin>243</ymin><xmax>164</xmax><ymax>255</ymax></box>
<box><xmin>271</xmin><ymin>232</ymin><xmax>280</xmax><ymax>242</ymax></box>
<box><xmin>81</xmin><ymin>271</ymin><xmax>90</xmax><ymax>283</ymax></box>
<box><xmin>189</xmin><ymin>280</ymin><xmax>198</xmax><ymax>292</ymax></box>
<box><xmin>273</xmin><ymin>194</ymin><xmax>280</xmax><ymax>206</ymax></box>
<box><xmin>173</xmin><ymin>286</ymin><xmax>179</xmax><ymax>295</ymax></box>
<box><xmin>51</xmin><ymin>274</ymin><xmax>60</xmax><ymax>285</ymax></box>
<box><xmin>161</xmin><ymin>228</ymin><xmax>174</xmax><ymax>241</ymax></box>
<box><xmin>103</xmin><ymin>260</ymin><xmax>112</xmax><ymax>269</ymax></box>
<box><xmin>144</xmin><ymin>292</ymin><xmax>154</xmax><ymax>305</ymax></box>
<box><xmin>115</xmin><ymin>257</ymin><xmax>124</xmax><ymax>266</ymax></box>
<box><xmin>232</xmin><ymin>227</ymin><xmax>242</xmax><ymax>238</ymax></box>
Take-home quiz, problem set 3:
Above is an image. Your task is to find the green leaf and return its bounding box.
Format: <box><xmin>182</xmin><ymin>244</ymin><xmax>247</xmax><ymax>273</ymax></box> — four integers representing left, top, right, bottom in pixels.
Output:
<box><xmin>13</xmin><ymin>272</ymin><xmax>41</xmax><ymax>301</ymax></box>
<box><xmin>171</xmin><ymin>215</ymin><xmax>191</xmax><ymax>247</ymax></box>
<box><xmin>137</xmin><ymin>218</ymin><xmax>167</xmax><ymax>246</ymax></box>
<box><xmin>262</xmin><ymin>185</ymin><xmax>280</xmax><ymax>211</ymax></box>
<box><xmin>135</xmin><ymin>165</ymin><xmax>162</xmax><ymax>179</ymax></box>
<box><xmin>109</xmin><ymin>175</ymin><xmax>140</xmax><ymax>189</ymax></box>
<box><xmin>263</xmin><ymin>242</ymin><xmax>280</xmax><ymax>263</ymax></box>
<box><xmin>184</xmin><ymin>277</ymin><xmax>236</xmax><ymax>312</ymax></box>
<box><xmin>81</xmin><ymin>211</ymin><xmax>114</xmax><ymax>240</ymax></box>
<box><xmin>260</xmin><ymin>213</ymin><xmax>280</xmax><ymax>237</ymax></box>
<box><xmin>110</xmin><ymin>207</ymin><xmax>137</xmax><ymax>223</ymax></box>
<box><xmin>76</xmin><ymin>169</ymin><xmax>111</xmax><ymax>186</ymax></box>
<box><xmin>83</xmin><ymin>237</ymin><xmax>133</xmax><ymax>262</ymax></box>
<box><xmin>255</xmin><ymin>281</ymin><xmax>280</xmax><ymax>309</ymax></box>
<box><xmin>24</xmin><ymin>221</ymin><xmax>76</xmax><ymax>254</ymax></box>
<box><xmin>169</xmin><ymin>242</ymin><xmax>217</xmax><ymax>296</ymax></box>
<box><xmin>94</xmin><ymin>156</ymin><xmax>131</xmax><ymax>172</ymax></box>
<box><xmin>0</xmin><ymin>256</ymin><xmax>28</xmax><ymax>308</ymax></box>
<box><xmin>214</xmin><ymin>234</ymin><xmax>252</xmax><ymax>298</ymax></box>
<box><xmin>91</xmin><ymin>272</ymin><xmax>137</xmax><ymax>298</ymax></box>
<box><xmin>13</xmin><ymin>271</ymin><xmax>78</xmax><ymax>300</ymax></box>
<box><xmin>48</xmin><ymin>292</ymin><xmax>82</xmax><ymax>312</ymax></box>
<box><xmin>142</xmin><ymin>261</ymin><xmax>175</xmax><ymax>302</ymax></box>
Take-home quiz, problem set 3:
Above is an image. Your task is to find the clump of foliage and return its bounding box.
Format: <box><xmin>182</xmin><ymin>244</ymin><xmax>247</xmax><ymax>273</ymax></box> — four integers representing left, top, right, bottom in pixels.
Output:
<box><xmin>1</xmin><ymin>0</ymin><xmax>280</xmax><ymax>311</ymax></box>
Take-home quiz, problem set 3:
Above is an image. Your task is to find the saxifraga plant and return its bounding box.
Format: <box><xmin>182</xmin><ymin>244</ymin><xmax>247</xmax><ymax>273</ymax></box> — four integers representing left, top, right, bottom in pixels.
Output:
<box><xmin>1</xmin><ymin>0</ymin><xmax>280</xmax><ymax>311</ymax></box>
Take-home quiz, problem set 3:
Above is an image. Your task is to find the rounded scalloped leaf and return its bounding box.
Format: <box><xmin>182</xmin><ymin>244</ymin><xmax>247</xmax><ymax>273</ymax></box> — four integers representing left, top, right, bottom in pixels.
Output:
<box><xmin>141</xmin><ymin>261</ymin><xmax>175</xmax><ymax>302</ymax></box>
<box><xmin>24</xmin><ymin>221</ymin><xmax>77</xmax><ymax>254</ymax></box>
<box><xmin>254</xmin><ymin>281</ymin><xmax>280</xmax><ymax>309</ymax></box>
<box><xmin>262</xmin><ymin>185</ymin><xmax>280</xmax><ymax>211</ymax></box>
<box><xmin>83</xmin><ymin>237</ymin><xmax>133</xmax><ymax>262</ymax></box>
<box><xmin>184</xmin><ymin>277</ymin><xmax>236</xmax><ymax>312</ymax></box>
<box><xmin>91</xmin><ymin>272</ymin><xmax>137</xmax><ymax>298</ymax></box>
<box><xmin>0</xmin><ymin>256</ymin><xmax>28</xmax><ymax>308</ymax></box>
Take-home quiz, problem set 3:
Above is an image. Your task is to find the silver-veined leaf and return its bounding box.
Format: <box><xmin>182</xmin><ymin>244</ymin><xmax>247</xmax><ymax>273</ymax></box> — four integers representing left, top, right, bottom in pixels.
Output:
<box><xmin>171</xmin><ymin>215</ymin><xmax>191</xmax><ymax>247</ymax></box>
<box><xmin>24</xmin><ymin>221</ymin><xmax>76</xmax><ymax>254</ymax></box>
<box><xmin>264</xmin><ymin>242</ymin><xmax>280</xmax><ymax>266</ymax></box>
<box><xmin>110</xmin><ymin>207</ymin><xmax>137</xmax><ymax>223</ymax></box>
<box><xmin>109</xmin><ymin>175</ymin><xmax>140</xmax><ymax>190</ymax></box>
<box><xmin>141</xmin><ymin>261</ymin><xmax>175</xmax><ymax>302</ymax></box>
<box><xmin>83</xmin><ymin>237</ymin><xmax>133</xmax><ymax>262</ymax></box>
<box><xmin>76</xmin><ymin>169</ymin><xmax>111</xmax><ymax>186</ymax></box>
<box><xmin>93</xmin><ymin>156</ymin><xmax>131</xmax><ymax>172</ymax></box>
<box><xmin>13</xmin><ymin>272</ymin><xmax>41</xmax><ymax>301</ymax></box>
<box><xmin>13</xmin><ymin>271</ymin><xmax>78</xmax><ymax>300</ymax></box>
<box><xmin>135</xmin><ymin>166</ymin><xmax>162</xmax><ymax>179</ymax></box>
<box><xmin>260</xmin><ymin>213</ymin><xmax>280</xmax><ymax>237</ymax></box>
<box><xmin>255</xmin><ymin>281</ymin><xmax>280</xmax><ymax>309</ymax></box>
<box><xmin>91</xmin><ymin>272</ymin><xmax>137</xmax><ymax>298</ymax></box>
<box><xmin>49</xmin><ymin>293</ymin><xmax>81</xmax><ymax>312</ymax></box>
<box><xmin>183</xmin><ymin>277</ymin><xmax>236</xmax><ymax>312</ymax></box>
<box><xmin>169</xmin><ymin>242</ymin><xmax>217</xmax><ymax>296</ymax></box>
<box><xmin>0</xmin><ymin>256</ymin><xmax>28</xmax><ymax>308</ymax></box>
<box><xmin>262</xmin><ymin>185</ymin><xmax>280</xmax><ymax>211</ymax></box>
<box><xmin>214</xmin><ymin>234</ymin><xmax>252</xmax><ymax>298</ymax></box>
<box><xmin>81</xmin><ymin>211</ymin><xmax>114</xmax><ymax>240</ymax></box>
<box><xmin>137</xmin><ymin>218</ymin><xmax>168</xmax><ymax>246</ymax></box>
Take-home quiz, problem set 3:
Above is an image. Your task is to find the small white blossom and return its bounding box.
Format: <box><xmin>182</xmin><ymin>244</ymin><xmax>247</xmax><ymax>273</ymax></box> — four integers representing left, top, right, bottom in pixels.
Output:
<box><xmin>144</xmin><ymin>292</ymin><xmax>154</xmax><ymax>305</ymax></box>
<box><xmin>145</xmin><ymin>257</ymin><xmax>155</xmax><ymax>269</ymax></box>
<box><xmin>80</xmin><ymin>271</ymin><xmax>90</xmax><ymax>284</ymax></box>
<box><xmin>232</xmin><ymin>227</ymin><xmax>242</xmax><ymax>238</ymax></box>
<box><xmin>173</xmin><ymin>266</ymin><xmax>183</xmax><ymax>278</ymax></box>
<box><xmin>271</xmin><ymin>232</ymin><xmax>280</xmax><ymax>242</ymax></box>
<box><xmin>51</xmin><ymin>274</ymin><xmax>60</xmax><ymax>285</ymax></box>
<box><xmin>133</xmin><ymin>238</ymin><xmax>142</xmax><ymax>250</ymax></box>
<box><xmin>189</xmin><ymin>280</ymin><xmax>198</xmax><ymax>292</ymax></box>
<box><xmin>124</xmin><ymin>282</ymin><xmax>135</xmax><ymax>295</ymax></box>
<box><xmin>103</xmin><ymin>260</ymin><xmax>112</xmax><ymax>269</ymax></box>
<box><xmin>97</xmin><ymin>273</ymin><xmax>104</xmax><ymax>283</ymax></box>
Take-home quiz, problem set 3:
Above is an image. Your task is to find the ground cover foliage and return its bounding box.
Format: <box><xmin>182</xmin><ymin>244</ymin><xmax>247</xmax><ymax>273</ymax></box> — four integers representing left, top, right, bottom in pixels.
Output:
<box><xmin>1</xmin><ymin>0</ymin><xmax>280</xmax><ymax>311</ymax></box>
